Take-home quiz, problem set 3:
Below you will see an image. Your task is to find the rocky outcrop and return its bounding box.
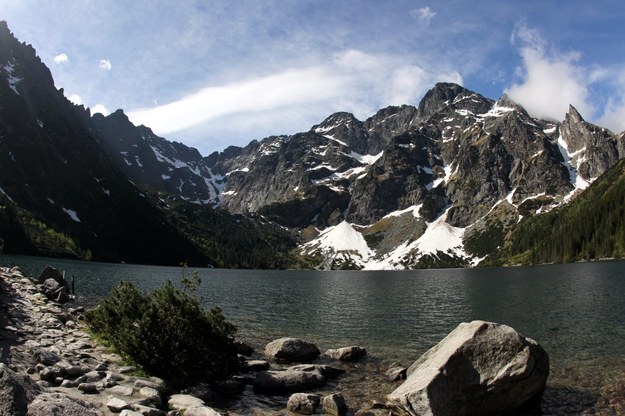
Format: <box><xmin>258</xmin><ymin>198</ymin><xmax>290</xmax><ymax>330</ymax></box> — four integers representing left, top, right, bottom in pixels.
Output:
<box><xmin>264</xmin><ymin>338</ymin><xmax>320</xmax><ymax>363</ymax></box>
<box><xmin>386</xmin><ymin>320</ymin><xmax>549</xmax><ymax>416</ymax></box>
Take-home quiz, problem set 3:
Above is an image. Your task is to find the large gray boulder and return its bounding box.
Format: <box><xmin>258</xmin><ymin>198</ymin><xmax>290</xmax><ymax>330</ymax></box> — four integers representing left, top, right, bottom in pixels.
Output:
<box><xmin>264</xmin><ymin>338</ymin><xmax>320</xmax><ymax>363</ymax></box>
<box><xmin>387</xmin><ymin>320</ymin><xmax>549</xmax><ymax>416</ymax></box>
<box><xmin>0</xmin><ymin>363</ymin><xmax>42</xmax><ymax>416</ymax></box>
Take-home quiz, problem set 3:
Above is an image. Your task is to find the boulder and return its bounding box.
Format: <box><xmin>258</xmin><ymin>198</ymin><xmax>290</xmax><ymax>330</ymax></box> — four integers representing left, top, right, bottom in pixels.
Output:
<box><xmin>27</xmin><ymin>392</ymin><xmax>104</xmax><ymax>416</ymax></box>
<box><xmin>324</xmin><ymin>346</ymin><xmax>367</xmax><ymax>362</ymax></box>
<box><xmin>264</xmin><ymin>338</ymin><xmax>320</xmax><ymax>363</ymax></box>
<box><xmin>106</xmin><ymin>397</ymin><xmax>130</xmax><ymax>413</ymax></box>
<box><xmin>386</xmin><ymin>320</ymin><xmax>549</xmax><ymax>416</ymax></box>
<box><xmin>253</xmin><ymin>366</ymin><xmax>327</xmax><ymax>395</ymax></box>
<box><xmin>322</xmin><ymin>393</ymin><xmax>348</xmax><ymax>416</ymax></box>
<box><xmin>37</xmin><ymin>266</ymin><xmax>65</xmax><ymax>287</ymax></box>
<box><xmin>287</xmin><ymin>392</ymin><xmax>321</xmax><ymax>415</ymax></box>
<box><xmin>0</xmin><ymin>363</ymin><xmax>42</xmax><ymax>416</ymax></box>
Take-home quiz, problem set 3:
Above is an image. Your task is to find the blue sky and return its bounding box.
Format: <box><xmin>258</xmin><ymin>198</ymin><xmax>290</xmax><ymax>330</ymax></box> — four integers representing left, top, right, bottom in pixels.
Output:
<box><xmin>2</xmin><ymin>1</ymin><xmax>625</xmax><ymax>155</ymax></box>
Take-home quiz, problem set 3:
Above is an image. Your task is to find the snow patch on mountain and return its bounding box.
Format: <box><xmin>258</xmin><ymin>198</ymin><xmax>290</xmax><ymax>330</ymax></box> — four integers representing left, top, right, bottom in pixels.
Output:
<box><xmin>2</xmin><ymin>60</ymin><xmax>22</xmax><ymax>95</ymax></box>
<box><xmin>303</xmin><ymin>221</ymin><xmax>372</xmax><ymax>267</ymax></box>
<box><xmin>557</xmin><ymin>134</ymin><xmax>591</xmax><ymax>200</ymax></box>
<box><xmin>364</xmin><ymin>208</ymin><xmax>469</xmax><ymax>270</ymax></box>
<box><xmin>62</xmin><ymin>208</ymin><xmax>81</xmax><ymax>223</ymax></box>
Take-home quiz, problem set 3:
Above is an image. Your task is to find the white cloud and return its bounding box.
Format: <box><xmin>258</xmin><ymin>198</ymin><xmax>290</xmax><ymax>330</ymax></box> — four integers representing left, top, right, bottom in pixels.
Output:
<box><xmin>99</xmin><ymin>59</ymin><xmax>112</xmax><ymax>71</ymax></box>
<box><xmin>53</xmin><ymin>53</ymin><xmax>69</xmax><ymax>64</ymax></box>
<box><xmin>91</xmin><ymin>104</ymin><xmax>110</xmax><ymax>116</ymax></box>
<box><xmin>505</xmin><ymin>26</ymin><xmax>594</xmax><ymax>121</ymax></box>
<box><xmin>127</xmin><ymin>50</ymin><xmax>461</xmax><ymax>138</ymax></box>
<box><xmin>410</xmin><ymin>7</ymin><xmax>436</xmax><ymax>25</ymax></box>
<box><xmin>596</xmin><ymin>70</ymin><xmax>625</xmax><ymax>133</ymax></box>
<box><xmin>68</xmin><ymin>93</ymin><xmax>83</xmax><ymax>105</ymax></box>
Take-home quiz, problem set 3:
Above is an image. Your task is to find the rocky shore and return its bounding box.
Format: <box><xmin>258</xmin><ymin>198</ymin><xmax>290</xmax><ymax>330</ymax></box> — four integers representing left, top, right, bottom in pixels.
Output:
<box><xmin>0</xmin><ymin>266</ymin><xmax>389</xmax><ymax>416</ymax></box>
<box><xmin>1</xmin><ymin>265</ymin><xmax>624</xmax><ymax>415</ymax></box>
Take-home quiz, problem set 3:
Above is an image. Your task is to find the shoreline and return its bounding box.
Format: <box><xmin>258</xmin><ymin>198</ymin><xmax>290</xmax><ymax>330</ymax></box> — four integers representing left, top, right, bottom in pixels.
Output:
<box><xmin>1</xmin><ymin>265</ymin><xmax>624</xmax><ymax>415</ymax></box>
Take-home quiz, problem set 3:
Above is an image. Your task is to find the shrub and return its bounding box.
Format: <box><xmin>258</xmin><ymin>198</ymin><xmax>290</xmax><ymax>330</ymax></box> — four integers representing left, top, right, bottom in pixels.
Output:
<box><xmin>85</xmin><ymin>275</ymin><xmax>238</xmax><ymax>387</ymax></box>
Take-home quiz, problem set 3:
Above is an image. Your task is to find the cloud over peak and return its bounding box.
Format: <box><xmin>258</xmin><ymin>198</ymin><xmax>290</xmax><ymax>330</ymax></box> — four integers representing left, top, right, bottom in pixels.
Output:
<box><xmin>53</xmin><ymin>53</ymin><xmax>68</xmax><ymax>64</ymax></box>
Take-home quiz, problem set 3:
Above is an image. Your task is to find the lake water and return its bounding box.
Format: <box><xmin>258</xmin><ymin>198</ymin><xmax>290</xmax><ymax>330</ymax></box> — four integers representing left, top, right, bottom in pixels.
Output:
<box><xmin>2</xmin><ymin>254</ymin><xmax>625</xmax><ymax>412</ymax></box>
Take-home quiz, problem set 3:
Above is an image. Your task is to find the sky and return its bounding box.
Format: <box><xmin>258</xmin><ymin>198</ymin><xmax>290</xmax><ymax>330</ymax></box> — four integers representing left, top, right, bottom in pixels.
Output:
<box><xmin>2</xmin><ymin>1</ymin><xmax>625</xmax><ymax>155</ymax></box>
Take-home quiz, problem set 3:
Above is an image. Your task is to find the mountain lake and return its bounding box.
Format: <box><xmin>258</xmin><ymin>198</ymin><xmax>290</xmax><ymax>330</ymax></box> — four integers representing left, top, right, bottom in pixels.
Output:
<box><xmin>2</xmin><ymin>254</ymin><xmax>624</xmax><ymax>413</ymax></box>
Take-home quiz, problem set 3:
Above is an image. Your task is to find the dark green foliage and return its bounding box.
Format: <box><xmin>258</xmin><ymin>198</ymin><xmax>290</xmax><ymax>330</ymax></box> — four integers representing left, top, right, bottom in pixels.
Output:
<box><xmin>495</xmin><ymin>158</ymin><xmax>625</xmax><ymax>265</ymax></box>
<box><xmin>85</xmin><ymin>276</ymin><xmax>238</xmax><ymax>387</ymax></box>
<box><xmin>156</xmin><ymin>195</ymin><xmax>299</xmax><ymax>269</ymax></box>
<box><xmin>0</xmin><ymin>196</ymin><xmax>89</xmax><ymax>259</ymax></box>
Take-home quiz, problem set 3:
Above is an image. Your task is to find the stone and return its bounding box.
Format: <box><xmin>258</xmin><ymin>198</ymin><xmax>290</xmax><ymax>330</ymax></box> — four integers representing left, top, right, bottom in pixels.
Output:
<box><xmin>239</xmin><ymin>359</ymin><xmax>270</xmax><ymax>372</ymax></box>
<box><xmin>324</xmin><ymin>346</ymin><xmax>367</xmax><ymax>362</ymax></box>
<box><xmin>27</xmin><ymin>392</ymin><xmax>104</xmax><ymax>416</ymax></box>
<box><xmin>34</xmin><ymin>349</ymin><xmax>61</xmax><ymax>366</ymax></box>
<box><xmin>182</xmin><ymin>406</ymin><xmax>222</xmax><ymax>416</ymax></box>
<box><xmin>287</xmin><ymin>392</ymin><xmax>321</xmax><ymax>415</ymax></box>
<box><xmin>134</xmin><ymin>378</ymin><xmax>163</xmax><ymax>392</ymax></box>
<box><xmin>130</xmin><ymin>403</ymin><xmax>167</xmax><ymax>416</ymax></box>
<box><xmin>107</xmin><ymin>396</ymin><xmax>131</xmax><ymax>412</ymax></box>
<box><xmin>322</xmin><ymin>393</ymin><xmax>348</xmax><ymax>416</ymax></box>
<box><xmin>37</xmin><ymin>266</ymin><xmax>66</xmax><ymax>287</ymax></box>
<box><xmin>288</xmin><ymin>364</ymin><xmax>345</xmax><ymax>379</ymax></box>
<box><xmin>386</xmin><ymin>366</ymin><xmax>407</xmax><ymax>381</ymax></box>
<box><xmin>108</xmin><ymin>384</ymin><xmax>134</xmax><ymax>396</ymax></box>
<box><xmin>253</xmin><ymin>366</ymin><xmax>327</xmax><ymax>395</ymax></box>
<box><xmin>120</xmin><ymin>410</ymin><xmax>144</xmax><ymax>416</ymax></box>
<box><xmin>77</xmin><ymin>382</ymin><xmax>100</xmax><ymax>394</ymax></box>
<box><xmin>139</xmin><ymin>386</ymin><xmax>161</xmax><ymax>405</ymax></box>
<box><xmin>0</xmin><ymin>362</ymin><xmax>42</xmax><ymax>416</ymax></box>
<box><xmin>168</xmin><ymin>394</ymin><xmax>205</xmax><ymax>410</ymax></box>
<box><xmin>264</xmin><ymin>337</ymin><xmax>320</xmax><ymax>363</ymax></box>
<box><xmin>386</xmin><ymin>320</ymin><xmax>549</xmax><ymax>416</ymax></box>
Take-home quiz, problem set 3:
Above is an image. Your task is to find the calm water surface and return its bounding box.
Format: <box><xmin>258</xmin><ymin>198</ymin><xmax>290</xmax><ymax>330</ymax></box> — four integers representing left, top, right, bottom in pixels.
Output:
<box><xmin>2</xmin><ymin>254</ymin><xmax>625</xmax><ymax>409</ymax></box>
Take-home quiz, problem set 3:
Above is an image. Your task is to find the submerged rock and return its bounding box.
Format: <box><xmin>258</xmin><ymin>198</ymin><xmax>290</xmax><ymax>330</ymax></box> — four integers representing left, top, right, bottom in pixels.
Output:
<box><xmin>386</xmin><ymin>320</ymin><xmax>549</xmax><ymax>416</ymax></box>
<box><xmin>325</xmin><ymin>346</ymin><xmax>367</xmax><ymax>362</ymax></box>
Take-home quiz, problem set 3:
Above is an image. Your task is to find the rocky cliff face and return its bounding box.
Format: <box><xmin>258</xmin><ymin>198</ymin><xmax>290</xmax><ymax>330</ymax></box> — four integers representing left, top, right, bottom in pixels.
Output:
<box><xmin>0</xmin><ymin>21</ymin><xmax>209</xmax><ymax>265</ymax></box>
<box><xmin>87</xmin><ymin>110</ymin><xmax>223</xmax><ymax>206</ymax></box>
<box><xmin>207</xmin><ymin>83</ymin><xmax>624</xmax><ymax>268</ymax></box>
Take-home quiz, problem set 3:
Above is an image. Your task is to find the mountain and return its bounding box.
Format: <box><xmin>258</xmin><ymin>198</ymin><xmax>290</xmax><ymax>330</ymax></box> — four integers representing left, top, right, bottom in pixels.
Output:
<box><xmin>85</xmin><ymin>109</ymin><xmax>223</xmax><ymax>206</ymax></box>
<box><xmin>2</xmin><ymin>20</ymin><xmax>624</xmax><ymax>270</ymax></box>
<box><xmin>0</xmin><ymin>21</ymin><xmax>297</xmax><ymax>268</ymax></box>
<box><xmin>489</xmin><ymin>156</ymin><xmax>625</xmax><ymax>265</ymax></box>
<box><xmin>200</xmin><ymin>83</ymin><xmax>623</xmax><ymax>268</ymax></box>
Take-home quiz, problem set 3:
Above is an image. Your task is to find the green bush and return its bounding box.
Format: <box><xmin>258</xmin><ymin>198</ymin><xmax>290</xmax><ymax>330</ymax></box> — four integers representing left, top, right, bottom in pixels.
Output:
<box><xmin>85</xmin><ymin>276</ymin><xmax>238</xmax><ymax>387</ymax></box>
